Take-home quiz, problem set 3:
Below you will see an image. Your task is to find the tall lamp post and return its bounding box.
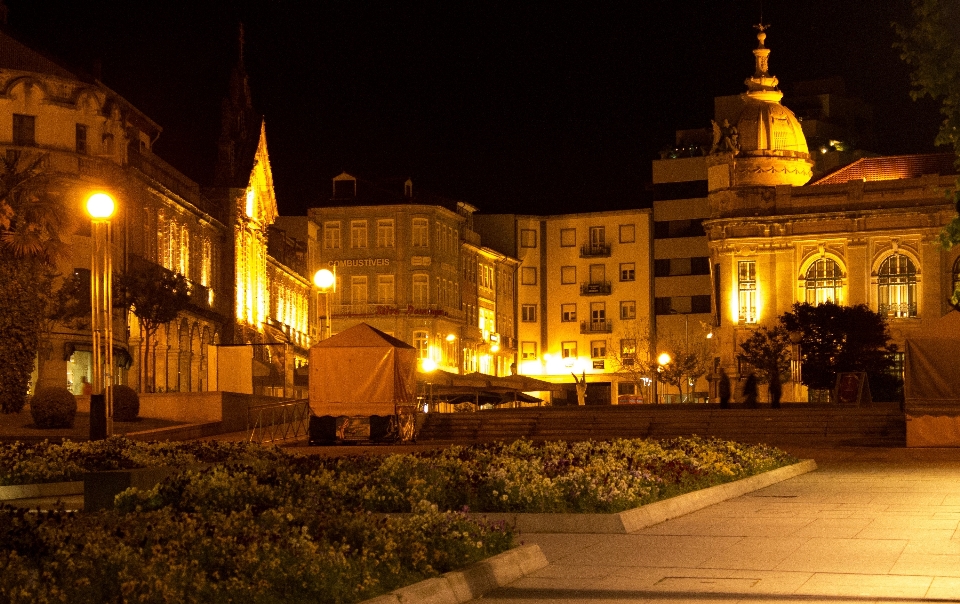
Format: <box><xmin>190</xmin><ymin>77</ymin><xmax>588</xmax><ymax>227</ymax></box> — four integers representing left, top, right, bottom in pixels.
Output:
<box><xmin>313</xmin><ymin>268</ymin><xmax>335</xmax><ymax>341</ymax></box>
<box><xmin>789</xmin><ymin>330</ymin><xmax>803</xmax><ymax>402</ymax></box>
<box><xmin>657</xmin><ymin>352</ymin><xmax>672</xmax><ymax>404</ymax></box>
<box><xmin>87</xmin><ymin>192</ymin><xmax>115</xmax><ymax>438</ymax></box>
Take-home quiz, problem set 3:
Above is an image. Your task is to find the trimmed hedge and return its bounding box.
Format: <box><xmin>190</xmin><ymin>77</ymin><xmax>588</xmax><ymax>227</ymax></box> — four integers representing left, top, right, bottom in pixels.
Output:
<box><xmin>29</xmin><ymin>387</ymin><xmax>77</xmax><ymax>429</ymax></box>
<box><xmin>112</xmin><ymin>385</ymin><xmax>140</xmax><ymax>422</ymax></box>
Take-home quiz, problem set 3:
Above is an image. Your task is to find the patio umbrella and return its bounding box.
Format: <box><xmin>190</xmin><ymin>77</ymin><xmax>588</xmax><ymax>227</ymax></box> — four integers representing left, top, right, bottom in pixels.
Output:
<box><xmin>497</xmin><ymin>374</ymin><xmax>563</xmax><ymax>392</ymax></box>
<box><xmin>446</xmin><ymin>391</ymin><xmax>543</xmax><ymax>406</ymax></box>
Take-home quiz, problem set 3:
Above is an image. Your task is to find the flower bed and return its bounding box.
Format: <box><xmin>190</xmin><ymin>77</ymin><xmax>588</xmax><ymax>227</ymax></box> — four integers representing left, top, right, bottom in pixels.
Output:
<box><xmin>0</xmin><ymin>436</ymin><xmax>797</xmax><ymax>603</ymax></box>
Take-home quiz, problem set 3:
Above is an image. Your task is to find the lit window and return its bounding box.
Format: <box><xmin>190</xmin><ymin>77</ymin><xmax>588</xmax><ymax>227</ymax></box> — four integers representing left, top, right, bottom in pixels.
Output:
<box><xmin>878</xmin><ymin>253</ymin><xmax>917</xmax><ymax>318</ymax></box>
<box><xmin>521</xmin><ymin>304</ymin><xmax>537</xmax><ymax>322</ymax></box>
<box><xmin>620</xmin><ymin>338</ymin><xmax>636</xmax><ymax>357</ymax></box>
<box><xmin>738</xmin><ymin>260</ymin><xmax>757</xmax><ymax>324</ymax></box>
<box><xmin>324</xmin><ymin>221</ymin><xmax>341</xmax><ymax>249</ymax></box>
<box><xmin>350</xmin><ymin>220</ymin><xmax>367</xmax><ymax>249</ymax></box>
<box><xmin>179</xmin><ymin>225</ymin><xmax>189</xmax><ymax>277</ymax></box>
<box><xmin>620</xmin><ymin>262</ymin><xmax>635</xmax><ymax>282</ymax></box>
<box><xmin>413</xmin><ymin>330</ymin><xmax>429</xmax><ymax>359</ymax></box>
<box><xmin>561</xmin><ymin>303</ymin><xmax>577</xmax><ymax>322</ymax></box>
<box><xmin>200</xmin><ymin>237</ymin><xmax>211</xmax><ymax>288</ymax></box>
<box><xmin>412</xmin><ymin>218</ymin><xmax>429</xmax><ymax>247</ymax></box>
<box><xmin>376</xmin><ymin>219</ymin><xmax>395</xmax><ymax>248</ymax></box>
<box><xmin>521</xmin><ymin>341</ymin><xmax>537</xmax><ymax>360</ymax></box>
<box><xmin>560</xmin><ymin>266</ymin><xmax>576</xmax><ymax>284</ymax></box>
<box><xmin>620</xmin><ymin>300</ymin><xmax>636</xmax><ymax>320</ymax></box>
<box><xmin>805</xmin><ymin>258</ymin><xmax>843</xmax><ymax>305</ymax></box>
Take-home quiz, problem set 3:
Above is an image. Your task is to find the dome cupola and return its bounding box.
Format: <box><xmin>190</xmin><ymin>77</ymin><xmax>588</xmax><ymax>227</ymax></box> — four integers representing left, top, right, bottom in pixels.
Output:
<box><xmin>708</xmin><ymin>25</ymin><xmax>812</xmax><ymax>190</ymax></box>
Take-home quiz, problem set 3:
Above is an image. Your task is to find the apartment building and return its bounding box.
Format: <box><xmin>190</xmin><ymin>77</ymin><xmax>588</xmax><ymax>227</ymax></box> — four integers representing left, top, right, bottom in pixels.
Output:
<box><xmin>476</xmin><ymin>210</ymin><xmax>652</xmax><ymax>404</ymax></box>
<box><xmin>306</xmin><ymin>174</ymin><xmax>519</xmax><ymax>375</ymax></box>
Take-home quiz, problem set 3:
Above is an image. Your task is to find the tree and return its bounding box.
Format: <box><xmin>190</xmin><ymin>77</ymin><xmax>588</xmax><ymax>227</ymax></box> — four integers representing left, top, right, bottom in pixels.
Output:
<box><xmin>894</xmin><ymin>1</ymin><xmax>960</xmax><ymax>306</ymax></box>
<box><xmin>653</xmin><ymin>321</ymin><xmax>711</xmax><ymax>402</ymax></box>
<box><xmin>607</xmin><ymin>318</ymin><xmax>655</xmax><ymax>401</ymax></box>
<box><xmin>0</xmin><ymin>152</ymin><xmax>78</xmax><ymax>413</ymax></box>
<box><xmin>738</xmin><ymin>325</ymin><xmax>792</xmax><ymax>405</ymax></box>
<box><xmin>780</xmin><ymin>302</ymin><xmax>899</xmax><ymax>400</ymax></box>
<box><xmin>117</xmin><ymin>263</ymin><xmax>191</xmax><ymax>393</ymax></box>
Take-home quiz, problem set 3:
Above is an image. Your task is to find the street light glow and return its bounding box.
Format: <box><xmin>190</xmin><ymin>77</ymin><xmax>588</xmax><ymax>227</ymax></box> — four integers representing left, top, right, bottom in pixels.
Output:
<box><xmin>86</xmin><ymin>193</ymin><xmax>115</xmax><ymax>219</ymax></box>
<box><xmin>313</xmin><ymin>268</ymin><xmax>335</xmax><ymax>290</ymax></box>
<box><xmin>421</xmin><ymin>358</ymin><xmax>438</xmax><ymax>372</ymax></box>
<box><xmin>657</xmin><ymin>352</ymin><xmax>672</xmax><ymax>365</ymax></box>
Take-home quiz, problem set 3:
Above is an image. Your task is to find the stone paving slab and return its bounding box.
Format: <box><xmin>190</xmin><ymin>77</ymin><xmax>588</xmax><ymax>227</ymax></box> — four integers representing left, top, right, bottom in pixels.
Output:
<box><xmin>471</xmin><ymin>452</ymin><xmax>960</xmax><ymax>603</ymax></box>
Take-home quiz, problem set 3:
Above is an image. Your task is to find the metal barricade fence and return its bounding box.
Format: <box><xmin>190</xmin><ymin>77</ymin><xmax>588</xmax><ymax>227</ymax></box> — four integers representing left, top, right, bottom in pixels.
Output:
<box><xmin>247</xmin><ymin>399</ymin><xmax>310</xmax><ymax>444</ymax></box>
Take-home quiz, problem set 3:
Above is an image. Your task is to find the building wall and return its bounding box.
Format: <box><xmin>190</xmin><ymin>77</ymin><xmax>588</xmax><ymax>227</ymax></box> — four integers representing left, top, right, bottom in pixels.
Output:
<box><xmin>480</xmin><ymin>210</ymin><xmax>653</xmax><ymax>404</ymax></box>
<box><xmin>308</xmin><ymin>196</ymin><xmax>518</xmax><ymax>376</ymax></box>
<box><xmin>707</xmin><ymin>173</ymin><xmax>960</xmax><ymax>401</ymax></box>
<box><xmin>0</xmin><ymin>39</ymin><xmax>311</xmax><ymax>398</ymax></box>
<box><xmin>651</xmin><ymin>156</ymin><xmax>714</xmax><ymax>401</ymax></box>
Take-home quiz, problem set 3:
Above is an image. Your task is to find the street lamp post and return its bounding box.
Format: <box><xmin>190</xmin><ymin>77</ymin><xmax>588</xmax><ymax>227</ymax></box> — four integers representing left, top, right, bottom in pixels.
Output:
<box><xmin>789</xmin><ymin>330</ymin><xmax>803</xmax><ymax>402</ymax></box>
<box><xmin>87</xmin><ymin>192</ymin><xmax>115</xmax><ymax>439</ymax></box>
<box><xmin>313</xmin><ymin>268</ymin><xmax>336</xmax><ymax>341</ymax></box>
<box><xmin>657</xmin><ymin>351</ymin><xmax>672</xmax><ymax>404</ymax></box>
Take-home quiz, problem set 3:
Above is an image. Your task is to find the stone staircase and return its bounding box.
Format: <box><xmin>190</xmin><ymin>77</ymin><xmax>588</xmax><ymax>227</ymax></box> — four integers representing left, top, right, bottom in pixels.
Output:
<box><xmin>416</xmin><ymin>404</ymin><xmax>906</xmax><ymax>448</ymax></box>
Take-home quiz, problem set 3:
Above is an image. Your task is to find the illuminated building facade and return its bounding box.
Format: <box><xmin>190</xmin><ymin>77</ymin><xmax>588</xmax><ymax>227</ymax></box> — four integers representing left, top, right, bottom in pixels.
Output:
<box><xmin>306</xmin><ymin>173</ymin><xmax>517</xmax><ymax>375</ymax></box>
<box><xmin>703</xmin><ymin>28</ymin><xmax>960</xmax><ymax>401</ymax></box>
<box><xmin>208</xmin><ymin>38</ymin><xmax>312</xmax><ymax>397</ymax></box>
<box><xmin>306</xmin><ymin>174</ymin><xmax>519</xmax><ymax>375</ymax></box>
<box><xmin>2</xmin><ymin>27</ymin><xmax>311</xmax><ymax>397</ymax></box>
<box><xmin>475</xmin><ymin>210</ymin><xmax>653</xmax><ymax>404</ymax></box>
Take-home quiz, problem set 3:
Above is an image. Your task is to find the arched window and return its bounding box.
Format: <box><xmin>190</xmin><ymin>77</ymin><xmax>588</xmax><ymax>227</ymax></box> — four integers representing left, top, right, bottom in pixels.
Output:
<box><xmin>805</xmin><ymin>258</ymin><xmax>843</xmax><ymax>305</ymax></box>
<box><xmin>878</xmin><ymin>254</ymin><xmax>917</xmax><ymax>318</ymax></box>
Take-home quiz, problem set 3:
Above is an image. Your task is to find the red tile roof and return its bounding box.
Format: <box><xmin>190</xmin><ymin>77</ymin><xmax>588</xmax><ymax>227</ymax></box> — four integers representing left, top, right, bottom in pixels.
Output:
<box><xmin>812</xmin><ymin>153</ymin><xmax>957</xmax><ymax>186</ymax></box>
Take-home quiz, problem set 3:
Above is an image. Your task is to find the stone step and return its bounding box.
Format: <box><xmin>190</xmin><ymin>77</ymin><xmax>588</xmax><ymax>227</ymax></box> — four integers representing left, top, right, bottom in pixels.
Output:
<box><xmin>417</xmin><ymin>404</ymin><xmax>906</xmax><ymax>447</ymax></box>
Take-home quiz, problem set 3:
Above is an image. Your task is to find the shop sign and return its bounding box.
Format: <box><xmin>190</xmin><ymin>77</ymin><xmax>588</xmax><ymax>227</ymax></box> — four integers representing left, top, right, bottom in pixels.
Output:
<box><xmin>329</xmin><ymin>259</ymin><xmax>390</xmax><ymax>267</ymax></box>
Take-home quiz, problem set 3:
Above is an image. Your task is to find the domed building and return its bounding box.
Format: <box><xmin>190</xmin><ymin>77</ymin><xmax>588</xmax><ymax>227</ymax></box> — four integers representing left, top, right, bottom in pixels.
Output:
<box><xmin>707</xmin><ymin>26</ymin><xmax>813</xmax><ymax>199</ymax></box>
<box><xmin>701</xmin><ymin>27</ymin><xmax>960</xmax><ymax>405</ymax></box>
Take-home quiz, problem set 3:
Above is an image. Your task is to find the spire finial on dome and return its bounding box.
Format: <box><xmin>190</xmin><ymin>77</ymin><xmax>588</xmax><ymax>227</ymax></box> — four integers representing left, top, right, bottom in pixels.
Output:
<box><xmin>752</xmin><ymin>23</ymin><xmax>771</xmax><ymax>78</ymax></box>
<box><xmin>744</xmin><ymin>23</ymin><xmax>779</xmax><ymax>98</ymax></box>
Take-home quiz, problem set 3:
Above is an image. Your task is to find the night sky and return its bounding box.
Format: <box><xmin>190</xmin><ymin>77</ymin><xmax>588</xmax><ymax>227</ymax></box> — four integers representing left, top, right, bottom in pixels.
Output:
<box><xmin>4</xmin><ymin>1</ymin><xmax>944</xmax><ymax>216</ymax></box>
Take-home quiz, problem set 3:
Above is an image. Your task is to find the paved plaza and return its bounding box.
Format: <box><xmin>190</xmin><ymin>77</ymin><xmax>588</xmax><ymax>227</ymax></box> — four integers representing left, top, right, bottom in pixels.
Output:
<box><xmin>475</xmin><ymin>447</ymin><xmax>960</xmax><ymax>603</ymax></box>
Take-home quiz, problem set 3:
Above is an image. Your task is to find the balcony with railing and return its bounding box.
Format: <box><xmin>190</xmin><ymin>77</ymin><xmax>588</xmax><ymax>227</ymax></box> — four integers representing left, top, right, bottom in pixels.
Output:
<box><xmin>580</xmin><ymin>243</ymin><xmax>611</xmax><ymax>258</ymax></box>
<box><xmin>580</xmin><ymin>319</ymin><xmax>612</xmax><ymax>334</ymax></box>
<box><xmin>878</xmin><ymin>302</ymin><xmax>917</xmax><ymax>318</ymax></box>
<box><xmin>580</xmin><ymin>281</ymin><xmax>611</xmax><ymax>296</ymax></box>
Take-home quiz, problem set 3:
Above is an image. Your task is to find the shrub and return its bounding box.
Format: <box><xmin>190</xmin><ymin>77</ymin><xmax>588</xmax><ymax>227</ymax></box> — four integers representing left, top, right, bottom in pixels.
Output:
<box><xmin>29</xmin><ymin>387</ymin><xmax>77</xmax><ymax>429</ymax></box>
<box><xmin>112</xmin><ymin>385</ymin><xmax>140</xmax><ymax>421</ymax></box>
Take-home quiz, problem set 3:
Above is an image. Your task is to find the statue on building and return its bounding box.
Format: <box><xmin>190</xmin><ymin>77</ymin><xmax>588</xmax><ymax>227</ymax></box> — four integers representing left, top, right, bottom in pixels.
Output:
<box><xmin>711</xmin><ymin>119</ymin><xmax>740</xmax><ymax>154</ymax></box>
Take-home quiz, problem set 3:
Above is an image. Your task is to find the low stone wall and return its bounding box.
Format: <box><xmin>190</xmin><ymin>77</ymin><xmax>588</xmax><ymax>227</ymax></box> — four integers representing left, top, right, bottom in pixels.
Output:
<box><xmin>138</xmin><ymin>391</ymin><xmax>288</xmax><ymax>433</ymax></box>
